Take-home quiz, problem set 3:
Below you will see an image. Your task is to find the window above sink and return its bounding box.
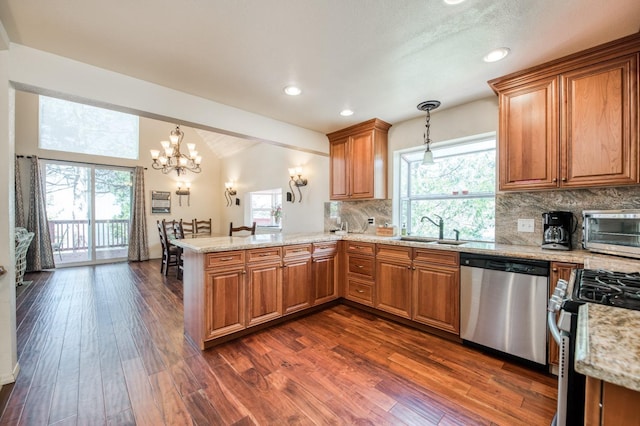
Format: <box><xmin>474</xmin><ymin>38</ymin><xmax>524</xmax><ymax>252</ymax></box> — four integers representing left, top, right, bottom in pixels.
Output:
<box><xmin>396</xmin><ymin>133</ymin><xmax>496</xmax><ymax>242</ymax></box>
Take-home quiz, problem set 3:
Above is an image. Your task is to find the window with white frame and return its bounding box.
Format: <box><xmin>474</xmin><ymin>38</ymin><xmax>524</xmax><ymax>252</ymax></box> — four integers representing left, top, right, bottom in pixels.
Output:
<box><xmin>249</xmin><ymin>189</ymin><xmax>283</xmax><ymax>228</ymax></box>
<box><xmin>398</xmin><ymin>134</ymin><xmax>496</xmax><ymax>242</ymax></box>
<box><xmin>39</xmin><ymin>95</ymin><xmax>139</xmax><ymax>159</ymax></box>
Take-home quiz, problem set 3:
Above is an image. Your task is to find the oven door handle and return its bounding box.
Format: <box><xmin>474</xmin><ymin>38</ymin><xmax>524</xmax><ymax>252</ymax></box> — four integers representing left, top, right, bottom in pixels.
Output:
<box><xmin>548</xmin><ymin>311</ymin><xmax>562</xmax><ymax>345</ymax></box>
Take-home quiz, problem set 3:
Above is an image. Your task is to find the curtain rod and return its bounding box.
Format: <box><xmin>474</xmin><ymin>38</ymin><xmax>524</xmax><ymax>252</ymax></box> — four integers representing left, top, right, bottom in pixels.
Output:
<box><xmin>16</xmin><ymin>155</ymin><xmax>148</xmax><ymax>170</ymax></box>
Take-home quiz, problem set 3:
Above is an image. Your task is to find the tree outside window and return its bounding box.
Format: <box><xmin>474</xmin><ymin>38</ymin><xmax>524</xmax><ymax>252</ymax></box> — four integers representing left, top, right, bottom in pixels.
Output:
<box><xmin>399</xmin><ymin>136</ymin><xmax>496</xmax><ymax>242</ymax></box>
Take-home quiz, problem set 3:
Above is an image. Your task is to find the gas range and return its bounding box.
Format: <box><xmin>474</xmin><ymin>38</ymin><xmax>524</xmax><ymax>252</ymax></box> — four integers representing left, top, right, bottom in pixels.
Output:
<box><xmin>572</xmin><ymin>269</ymin><xmax>640</xmax><ymax>311</ymax></box>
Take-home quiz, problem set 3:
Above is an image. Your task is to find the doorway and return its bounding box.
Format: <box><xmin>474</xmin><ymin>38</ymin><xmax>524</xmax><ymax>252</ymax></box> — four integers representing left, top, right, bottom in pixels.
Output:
<box><xmin>44</xmin><ymin>160</ymin><xmax>133</xmax><ymax>266</ymax></box>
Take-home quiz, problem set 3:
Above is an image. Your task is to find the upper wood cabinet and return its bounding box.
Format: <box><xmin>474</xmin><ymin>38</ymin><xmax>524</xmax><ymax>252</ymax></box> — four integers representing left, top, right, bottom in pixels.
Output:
<box><xmin>489</xmin><ymin>33</ymin><xmax>640</xmax><ymax>191</ymax></box>
<box><xmin>327</xmin><ymin>118</ymin><xmax>391</xmax><ymax>200</ymax></box>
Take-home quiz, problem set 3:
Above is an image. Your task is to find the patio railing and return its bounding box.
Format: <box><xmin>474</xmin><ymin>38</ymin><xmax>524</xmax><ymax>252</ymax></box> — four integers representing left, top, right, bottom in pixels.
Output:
<box><xmin>49</xmin><ymin>219</ymin><xmax>130</xmax><ymax>251</ymax></box>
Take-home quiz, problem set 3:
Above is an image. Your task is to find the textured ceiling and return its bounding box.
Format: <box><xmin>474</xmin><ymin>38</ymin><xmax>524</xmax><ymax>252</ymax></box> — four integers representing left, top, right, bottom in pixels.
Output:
<box><xmin>1</xmin><ymin>0</ymin><xmax>639</xmax><ymax>137</ymax></box>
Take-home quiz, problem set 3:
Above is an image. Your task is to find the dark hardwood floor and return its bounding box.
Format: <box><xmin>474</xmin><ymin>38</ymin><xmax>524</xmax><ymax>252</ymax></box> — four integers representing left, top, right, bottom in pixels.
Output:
<box><xmin>1</xmin><ymin>260</ymin><xmax>557</xmax><ymax>425</ymax></box>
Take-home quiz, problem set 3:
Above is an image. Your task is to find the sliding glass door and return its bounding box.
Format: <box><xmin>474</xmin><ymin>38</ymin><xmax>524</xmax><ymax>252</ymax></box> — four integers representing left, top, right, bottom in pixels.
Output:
<box><xmin>44</xmin><ymin>160</ymin><xmax>132</xmax><ymax>266</ymax></box>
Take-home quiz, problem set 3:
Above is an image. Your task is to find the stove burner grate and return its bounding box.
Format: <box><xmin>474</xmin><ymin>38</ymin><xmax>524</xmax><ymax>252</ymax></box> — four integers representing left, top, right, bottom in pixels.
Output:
<box><xmin>576</xmin><ymin>269</ymin><xmax>640</xmax><ymax>310</ymax></box>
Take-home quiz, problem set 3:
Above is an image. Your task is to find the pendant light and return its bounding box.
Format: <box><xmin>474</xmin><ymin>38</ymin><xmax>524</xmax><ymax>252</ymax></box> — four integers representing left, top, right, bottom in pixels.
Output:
<box><xmin>417</xmin><ymin>100</ymin><xmax>440</xmax><ymax>165</ymax></box>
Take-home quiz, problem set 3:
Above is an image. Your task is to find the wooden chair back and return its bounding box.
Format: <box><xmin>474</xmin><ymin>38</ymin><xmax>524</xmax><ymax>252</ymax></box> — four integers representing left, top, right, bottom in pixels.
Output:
<box><xmin>229</xmin><ymin>222</ymin><xmax>256</xmax><ymax>236</ymax></box>
<box><xmin>181</xmin><ymin>219</ymin><xmax>195</xmax><ymax>236</ymax></box>
<box><xmin>174</xmin><ymin>219</ymin><xmax>195</xmax><ymax>239</ymax></box>
<box><xmin>194</xmin><ymin>218</ymin><xmax>212</xmax><ymax>235</ymax></box>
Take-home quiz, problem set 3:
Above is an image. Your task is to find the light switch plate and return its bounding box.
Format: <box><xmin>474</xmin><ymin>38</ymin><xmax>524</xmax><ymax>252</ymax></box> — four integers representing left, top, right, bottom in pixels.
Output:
<box><xmin>517</xmin><ymin>218</ymin><xmax>535</xmax><ymax>233</ymax></box>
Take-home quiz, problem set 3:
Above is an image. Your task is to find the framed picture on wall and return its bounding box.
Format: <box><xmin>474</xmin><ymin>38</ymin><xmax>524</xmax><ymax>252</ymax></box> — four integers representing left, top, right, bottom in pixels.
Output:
<box><xmin>151</xmin><ymin>191</ymin><xmax>171</xmax><ymax>214</ymax></box>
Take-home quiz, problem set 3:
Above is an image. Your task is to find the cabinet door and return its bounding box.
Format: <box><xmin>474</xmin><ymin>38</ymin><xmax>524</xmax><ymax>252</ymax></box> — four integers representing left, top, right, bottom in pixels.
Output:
<box><xmin>375</xmin><ymin>259</ymin><xmax>412</xmax><ymax>319</ymax></box>
<box><xmin>313</xmin><ymin>255</ymin><xmax>337</xmax><ymax>305</ymax></box>
<box><xmin>329</xmin><ymin>137</ymin><xmax>350</xmax><ymax>200</ymax></box>
<box><xmin>561</xmin><ymin>54</ymin><xmax>638</xmax><ymax>187</ymax></box>
<box><xmin>282</xmin><ymin>257</ymin><xmax>312</xmax><ymax>314</ymax></box>
<box><xmin>350</xmin><ymin>131</ymin><xmax>375</xmax><ymax>199</ymax></box>
<box><xmin>246</xmin><ymin>262</ymin><xmax>282</xmax><ymax>327</ymax></box>
<box><xmin>498</xmin><ymin>76</ymin><xmax>559</xmax><ymax>190</ymax></box>
<box><xmin>412</xmin><ymin>264</ymin><xmax>460</xmax><ymax>334</ymax></box>
<box><xmin>204</xmin><ymin>267</ymin><xmax>245</xmax><ymax>339</ymax></box>
<box><xmin>549</xmin><ymin>262</ymin><xmax>582</xmax><ymax>366</ymax></box>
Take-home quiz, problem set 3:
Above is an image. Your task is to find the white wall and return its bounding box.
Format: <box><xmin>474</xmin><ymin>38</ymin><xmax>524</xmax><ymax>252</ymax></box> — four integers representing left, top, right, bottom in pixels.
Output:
<box><xmin>14</xmin><ymin>91</ymin><xmax>222</xmax><ymax>259</ymax></box>
<box><xmin>0</xmin><ymin>50</ymin><xmax>18</xmax><ymax>387</ymax></box>
<box><xmin>387</xmin><ymin>97</ymin><xmax>499</xmax><ymax>198</ymax></box>
<box><xmin>220</xmin><ymin>142</ymin><xmax>329</xmax><ymax>234</ymax></box>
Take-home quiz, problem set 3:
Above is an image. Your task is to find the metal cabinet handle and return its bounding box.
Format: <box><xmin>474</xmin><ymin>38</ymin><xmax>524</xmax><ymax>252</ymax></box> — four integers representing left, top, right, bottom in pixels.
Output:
<box><xmin>356</xmin><ymin>289</ymin><xmax>365</xmax><ymax>293</ymax></box>
<box><xmin>220</xmin><ymin>257</ymin><xmax>234</xmax><ymax>261</ymax></box>
<box><xmin>356</xmin><ymin>265</ymin><xmax>364</xmax><ymax>268</ymax></box>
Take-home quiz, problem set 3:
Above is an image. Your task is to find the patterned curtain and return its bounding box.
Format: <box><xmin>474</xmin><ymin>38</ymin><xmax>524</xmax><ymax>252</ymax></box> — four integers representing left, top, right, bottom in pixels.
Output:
<box><xmin>128</xmin><ymin>166</ymin><xmax>149</xmax><ymax>261</ymax></box>
<box><xmin>26</xmin><ymin>156</ymin><xmax>55</xmax><ymax>271</ymax></box>
<box><xmin>15</xmin><ymin>157</ymin><xmax>26</xmax><ymax>228</ymax></box>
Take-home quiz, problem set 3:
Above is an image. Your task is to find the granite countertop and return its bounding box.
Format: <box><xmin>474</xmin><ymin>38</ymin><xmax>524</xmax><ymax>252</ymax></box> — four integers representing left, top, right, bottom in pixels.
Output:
<box><xmin>575</xmin><ymin>303</ymin><xmax>640</xmax><ymax>392</ymax></box>
<box><xmin>172</xmin><ymin>231</ymin><xmax>599</xmax><ymax>263</ymax></box>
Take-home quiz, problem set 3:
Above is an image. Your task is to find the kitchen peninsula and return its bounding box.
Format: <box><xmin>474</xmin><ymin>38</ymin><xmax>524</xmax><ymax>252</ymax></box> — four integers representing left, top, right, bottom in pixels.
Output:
<box><xmin>174</xmin><ymin>232</ymin><xmax>593</xmax><ymax>350</ymax></box>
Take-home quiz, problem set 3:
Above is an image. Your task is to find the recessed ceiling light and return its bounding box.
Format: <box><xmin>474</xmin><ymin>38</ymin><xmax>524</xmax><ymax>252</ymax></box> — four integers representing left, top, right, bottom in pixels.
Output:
<box><xmin>340</xmin><ymin>109</ymin><xmax>354</xmax><ymax>117</ymax></box>
<box><xmin>443</xmin><ymin>0</ymin><xmax>465</xmax><ymax>4</ymax></box>
<box><xmin>283</xmin><ymin>85</ymin><xmax>302</xmax><ymax>96</ymax></box>
<box><xmin>483</xmin><ymin>47</ymin><xmax>510</xmax><ymax>63</ymax></box>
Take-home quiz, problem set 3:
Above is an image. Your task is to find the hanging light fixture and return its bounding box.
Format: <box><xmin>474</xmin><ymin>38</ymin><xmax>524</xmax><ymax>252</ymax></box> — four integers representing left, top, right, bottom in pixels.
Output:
<box><xmin>417</xmin><ymin>100</ymin><xmax>440</xmax><ymax>165</ymax></box>
<box><xmin>150</xmin><ymin>125</ymin><xmax>202</xmax><ymax>176</ymax></box>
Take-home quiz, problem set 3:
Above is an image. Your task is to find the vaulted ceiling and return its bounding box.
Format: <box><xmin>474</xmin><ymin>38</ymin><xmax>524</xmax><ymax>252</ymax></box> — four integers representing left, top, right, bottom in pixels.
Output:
<box><xmin>1</xmin><ymin>0</ymin><xmax>639</xmax><ymax>135</ymax></box>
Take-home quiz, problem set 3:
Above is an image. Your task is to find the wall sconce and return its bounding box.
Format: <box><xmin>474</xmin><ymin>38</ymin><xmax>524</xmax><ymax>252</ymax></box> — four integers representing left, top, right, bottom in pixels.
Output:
<box><xmin>176</xmin><ymin>181</ymin><xmax>191</xmax><ymax>206</ymax></box>
<box><xmin>224</xmin><ymin>181</ymin><xmax>237</xmax><ymax>206</ymax></box>
<box><xmin>287</xmin><ymin>167</ymin><xmax>308</xmax><ymax>203</ymax></box>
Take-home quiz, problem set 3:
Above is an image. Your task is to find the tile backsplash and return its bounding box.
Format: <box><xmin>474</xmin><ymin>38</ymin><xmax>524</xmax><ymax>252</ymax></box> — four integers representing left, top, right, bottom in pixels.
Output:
<box><xmin>323</xmin><ymin>186</ymin><xmax>640</xmax><ymax>247</ymax></box>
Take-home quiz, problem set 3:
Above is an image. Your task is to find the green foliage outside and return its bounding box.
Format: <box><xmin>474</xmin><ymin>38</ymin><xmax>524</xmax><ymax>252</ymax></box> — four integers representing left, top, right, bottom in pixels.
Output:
<box><xmin>399</xmin><ymin>147</ymin><xmax>496</xmax><ymax>242</ymax></box>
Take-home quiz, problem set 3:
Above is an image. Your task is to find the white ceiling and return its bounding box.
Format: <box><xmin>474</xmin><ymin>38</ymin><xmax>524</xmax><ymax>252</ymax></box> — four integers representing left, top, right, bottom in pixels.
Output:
<box><xmin>1</xmin><ymin>0</ymin><xmax>639</xmax><ymax>135</ymax></box>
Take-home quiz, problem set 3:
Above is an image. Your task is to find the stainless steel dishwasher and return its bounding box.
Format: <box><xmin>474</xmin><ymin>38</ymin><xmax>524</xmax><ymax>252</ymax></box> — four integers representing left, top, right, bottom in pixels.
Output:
<box><xmin>460</xmin><ymin>253</ymin><xmax>549</xmax><ymax>365</ymax></box>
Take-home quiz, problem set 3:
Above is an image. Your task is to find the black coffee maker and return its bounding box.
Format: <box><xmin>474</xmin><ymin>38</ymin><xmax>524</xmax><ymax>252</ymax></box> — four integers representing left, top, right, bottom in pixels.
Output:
<box><xmin>542</xmin><ymin>211</ymin><xmax>574</xmax><ymax>250</ymax></box>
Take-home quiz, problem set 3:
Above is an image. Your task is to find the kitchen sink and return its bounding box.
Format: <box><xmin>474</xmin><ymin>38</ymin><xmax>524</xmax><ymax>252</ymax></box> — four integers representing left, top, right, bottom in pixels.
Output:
<box><xmin>400</xmin><ymin>236</ymin><xmax>467</xmax><ymax>246</ymax></box>
<box><xmin>399</xmin><ymin>236</ymin><xmax>439</xmax><ymax>243</ymax></box>
<box><xmin>428</xmin><ymin>240</ymin><xmax>467</xmax><ymax>246</ymax></box>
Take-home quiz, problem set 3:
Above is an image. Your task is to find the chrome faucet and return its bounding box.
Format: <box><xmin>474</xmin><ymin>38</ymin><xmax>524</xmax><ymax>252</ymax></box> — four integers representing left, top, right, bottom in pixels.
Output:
<box><xmin>421</xmin><ymin>214</ymin><xmax>444</xmax><ymax>240</ymax></box>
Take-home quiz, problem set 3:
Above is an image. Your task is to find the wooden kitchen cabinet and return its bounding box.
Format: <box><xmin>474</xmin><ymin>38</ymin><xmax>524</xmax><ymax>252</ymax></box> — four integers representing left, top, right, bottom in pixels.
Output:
<box><xmin>549</xmin><ymin>261</ymin><xmax>583</xmax><ymax>366</ymax></box>
<box><xmin>585</xmin><ymin>377</ymin><xmax>640</xmax><ymax>426</ymax></box>
<box><xmin>344</xmin><ymin>241</ymin><xmax>376</xmax><ymax>306</ymax></box>
<box><xmin>312</xmin><ymin>242</ymin><xmax>338</xmax><ymax>305</ymax></box>
<box><xmin>203</xmin><ymin>252</ymin><xmax>247</xmax><ymax>340</ymax></box>
<box><xmin>489</xmin><ymin>34</ymin><xmax>640</xmax><ymax>191</ymax></box>
<box><xmin>327</xmin><ymin>118</ymin><xmax>391</xmax><ymax>200</ymax></box>
<box><xmin>412</xmin><ymin>249</ymin><xmax>460</xmax><ymax>334</ymax></box>
<box><xmin>375</xmin><ymin>244</ymin><xmax>413</xmax><ymax>319</ymax></box>
<box><xmin>282</xmin><ymin>244</ymin><xmax>313</xmax><ymax>315</ymax></box>
<box><xmin>245</xmin><ymin>247</ymin><xmax>282</xmax><ymax>327</ymax></box>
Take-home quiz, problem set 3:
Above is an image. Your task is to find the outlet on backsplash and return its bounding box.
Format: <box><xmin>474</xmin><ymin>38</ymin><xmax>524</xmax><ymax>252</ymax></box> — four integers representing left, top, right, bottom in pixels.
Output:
<box><xmin>517</xmin><ymin>219</ymin><xmax>535</xmax><ymax>233</ymax></box>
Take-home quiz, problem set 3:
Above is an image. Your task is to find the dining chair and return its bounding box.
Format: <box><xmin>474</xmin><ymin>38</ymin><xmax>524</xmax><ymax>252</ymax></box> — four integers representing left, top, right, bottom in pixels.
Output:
<box><xmin>229</xmin><ymin>221</ymin><xmax>256</xmax><ymax>236</ymax></box>
<box><xmin>181</xmin><ymin>219</ymin><xmax>195</xmax><ymax>237</ymax></box>
<box><xmin>158</xmin><ymin>220</ymin><xmax>181</xmax><ymax>276</ymax></box>
<box><xmin>195</xmin><ymin>218</ymin><xmax>212</xmax><ymax>235</ymax></box>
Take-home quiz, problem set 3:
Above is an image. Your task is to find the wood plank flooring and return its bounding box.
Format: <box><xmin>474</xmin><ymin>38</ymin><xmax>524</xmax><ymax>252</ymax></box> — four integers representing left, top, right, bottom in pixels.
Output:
<box><xmin>1</xmin><ymin>261</ymin><xmax>557</xmax><ymax>425</ymax></box>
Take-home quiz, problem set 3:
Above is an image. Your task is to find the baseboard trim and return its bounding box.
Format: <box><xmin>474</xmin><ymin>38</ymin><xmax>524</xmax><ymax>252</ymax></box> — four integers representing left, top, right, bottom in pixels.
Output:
<box><xmin>0</xmin><ymin>362</ymin><xmax>20</xmax><ymax>386</ymax></box>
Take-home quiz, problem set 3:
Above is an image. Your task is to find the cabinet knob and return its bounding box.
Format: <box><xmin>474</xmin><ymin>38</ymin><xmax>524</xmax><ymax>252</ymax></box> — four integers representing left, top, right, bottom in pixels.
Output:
<box><xmin>562</xmin><ymin>177</ymin><xmax>567</xmax><ymax>182</ymax></box>
<box><xmin>552</xmin><ymin>268</ymin><xmax>558</xmax><ymax>272</ymax></box>
<box><xmin>552</xmin><ymin>178</ymin><xmax>557</xmax><ymax>183</ymax></box>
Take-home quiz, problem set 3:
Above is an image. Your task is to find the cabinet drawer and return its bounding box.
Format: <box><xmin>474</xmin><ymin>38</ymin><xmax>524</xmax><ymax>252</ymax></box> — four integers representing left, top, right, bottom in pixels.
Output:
<box><xmin>347</xmin><ymin>255</ymin><xmax>375</xmax><ymax>278</ymax></box>
<box><xmin>376</xmin><ymin>244</ymin><xmax>412</xmax><ymax>262</ymax></box>
<box><xmin>312</xmin><ymin>241</ymin><xmax>338</xmax><ymax>258</ymax></box>
<box><xmin>346</xmin><ymin>241</ymin><xmax>376</xmax><ymax>256</ymax></box>
<box><xmin>414</xmin><ymin>249</ymin><xmax>459</xmax><ymax>267</ymax></box>
<box><xmin>205</xmin><ymin>251</ymin><xmax>245</xmax><ymax>269</ymax></box>
<box><xmin>283</xmin><ymin>244</ymin><xmax>312</xmax><ymax>259</ymax></box>
<box><xmin>347</xmin><ymin>278</ymin><xmax>373</xmax><ymax>305</ymax></box>
<box><xmin>246</xmin><ymin>247</ymin><xmax>282</xmax><ymax>263</ymax></box>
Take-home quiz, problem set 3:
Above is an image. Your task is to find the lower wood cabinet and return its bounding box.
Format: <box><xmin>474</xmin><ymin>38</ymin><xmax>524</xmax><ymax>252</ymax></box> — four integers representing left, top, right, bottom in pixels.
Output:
<box><xmin>376</xmin><ymin>245</ymin><xmax>412</xmax><ymax>319</ymax></box>
<box><xmin>413</xmin><ymin>262</ymin><xmax>459</xmax><ymax>334</ymax></box>
<box><xmin>585</xmin><ymin>377</ymin><xmax>640</xmax><ymax>426</ymax></box>
<box><xmin>282</xmin><ymin>244</ymin><xmax>313</xmax><ymax>314</ymax></box>
<box><xmin>246</xmin><ymin>259</ymin><xmax>282</xmax><ymax>327</ymax></box>
<box><xmin>312</xmin><ymin>242</ymin><xmax>338</xmax><ymax>305</ymax></box>
<box><xmin>202</xmin><ymin>253</ymin><xmax>247</xmax><ymax>341</ymax></box>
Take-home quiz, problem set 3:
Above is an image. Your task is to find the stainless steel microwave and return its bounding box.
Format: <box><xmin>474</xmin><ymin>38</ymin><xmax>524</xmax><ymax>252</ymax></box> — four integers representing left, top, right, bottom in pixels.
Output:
<box><xmin>583</xmin><ymin>209</ymin><xmax>640</xmax><ymax>258</ymax></box>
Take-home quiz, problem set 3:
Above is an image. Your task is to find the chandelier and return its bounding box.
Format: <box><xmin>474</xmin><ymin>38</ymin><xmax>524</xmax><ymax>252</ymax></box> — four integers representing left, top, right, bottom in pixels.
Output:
<box><xmin>150</xmin><ymin>125</ymin><xmax>202</xmax><ymax>176</ymax></box>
